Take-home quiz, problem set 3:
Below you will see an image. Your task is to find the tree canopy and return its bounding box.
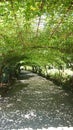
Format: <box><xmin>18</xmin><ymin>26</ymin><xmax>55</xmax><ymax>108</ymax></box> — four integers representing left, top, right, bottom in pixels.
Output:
<box><xmin>0</xmin><ymin>0</ymin><xmax>73</xmax><ymax>67</ymax></box>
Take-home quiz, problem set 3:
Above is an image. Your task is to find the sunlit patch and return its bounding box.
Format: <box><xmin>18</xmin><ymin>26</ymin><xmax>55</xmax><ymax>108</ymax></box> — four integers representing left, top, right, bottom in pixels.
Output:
<box><xmin>47</xmin><ymin>69</ymin><xmax>73</xmax><ymax>76</ymax></box>
<box><xmin>0</xmin><ymin>107</ymin><xmax>2</xmax><ymax>110</ymax></box>
<box><xmin>24</xmin><ymin>110</ymin><xmax>36</xmax><ymax>119</ymax></box>
<box><xmin>6</xmin><ymin>103</ymin><xmax>13</xmax><ymax>108</ymax></box>
<box><xmin>32</xmin><ymin>14</ymin><xmax>46</xmax><ymax>32</ymax></box>
<box><xmin>63</xmin><ymin>69</ymin><xmax>73</xmax><ymax>76</ymax></box>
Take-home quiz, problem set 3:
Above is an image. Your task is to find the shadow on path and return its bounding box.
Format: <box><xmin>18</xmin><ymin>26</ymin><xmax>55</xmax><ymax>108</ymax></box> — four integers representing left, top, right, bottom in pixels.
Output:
<box><xmin>0</xmin><ymin>71</ymin><xmax>35</xmax><ymax>97</ymax></box>
<box><xmin>18</xmin><ymin>70</ymin><xmax>36</xmax><ymax>80</ymax></box>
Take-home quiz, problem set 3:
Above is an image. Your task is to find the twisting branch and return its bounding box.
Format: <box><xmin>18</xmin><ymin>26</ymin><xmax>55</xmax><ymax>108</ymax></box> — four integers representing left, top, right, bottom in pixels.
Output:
<box><xmin>10</xmin><ymin>0</ymin><xmax>25</xmax><ymax>46</ymax></box>
<box><xmin>49</xmin><ymin>1</ymin><xmax>73</xmax><ymax>38</ymax></box>
<box><xmin>10</xmin><ymin>0</ymin><xmax>19</xmax><ymax>26</ymax></box>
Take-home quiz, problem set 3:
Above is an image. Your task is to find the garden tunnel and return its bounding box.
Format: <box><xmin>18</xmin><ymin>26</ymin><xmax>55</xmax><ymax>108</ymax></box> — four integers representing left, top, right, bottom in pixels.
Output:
<box><xmin>0</xmin><ymin>0</ymin><xmax>73</xmax><ymax>90</ymax></box>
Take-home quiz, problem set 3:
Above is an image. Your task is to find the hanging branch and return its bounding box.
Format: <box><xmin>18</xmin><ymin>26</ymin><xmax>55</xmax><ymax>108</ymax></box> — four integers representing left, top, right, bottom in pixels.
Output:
<box><xmin>36</xmin><ymin>16</ymin><xmax>41</xmax><ymax>37</ymax></box>
<box><xmin>26</xmin><ymin>45</ymin><xmax>65</xmax><ymax>54</ymax></box>
<box><xmin>36</xmin><ymin>1</ymin><xmax>44</xmax><ymax>37</ymax></box>
<box><xmin>28</xmin><ymin>44</ymin><xmax>73</xmax><ymax>54</ymax></box>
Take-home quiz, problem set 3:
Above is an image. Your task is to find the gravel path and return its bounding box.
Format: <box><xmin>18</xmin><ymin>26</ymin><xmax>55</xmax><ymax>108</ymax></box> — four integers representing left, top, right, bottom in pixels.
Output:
<box><xmin>0</xmin><ymin>71</ymin><xmax>73</xmax><ymax>129</ymax></box>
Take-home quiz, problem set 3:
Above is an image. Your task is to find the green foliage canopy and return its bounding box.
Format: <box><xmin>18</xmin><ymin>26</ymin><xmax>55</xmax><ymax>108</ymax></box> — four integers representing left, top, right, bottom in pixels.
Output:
<box><xmin>0</xmin><ymin>0</ymin><xmax>73</xmax><ymax>67</ymax></box>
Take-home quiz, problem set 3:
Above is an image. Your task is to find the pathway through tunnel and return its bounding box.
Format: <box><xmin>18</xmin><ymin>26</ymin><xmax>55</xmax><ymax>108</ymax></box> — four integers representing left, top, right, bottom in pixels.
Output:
<box><xmin>0</xmin><ymin>70</ymin><xmax>73</xmax><ymax>129</ymax></box>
